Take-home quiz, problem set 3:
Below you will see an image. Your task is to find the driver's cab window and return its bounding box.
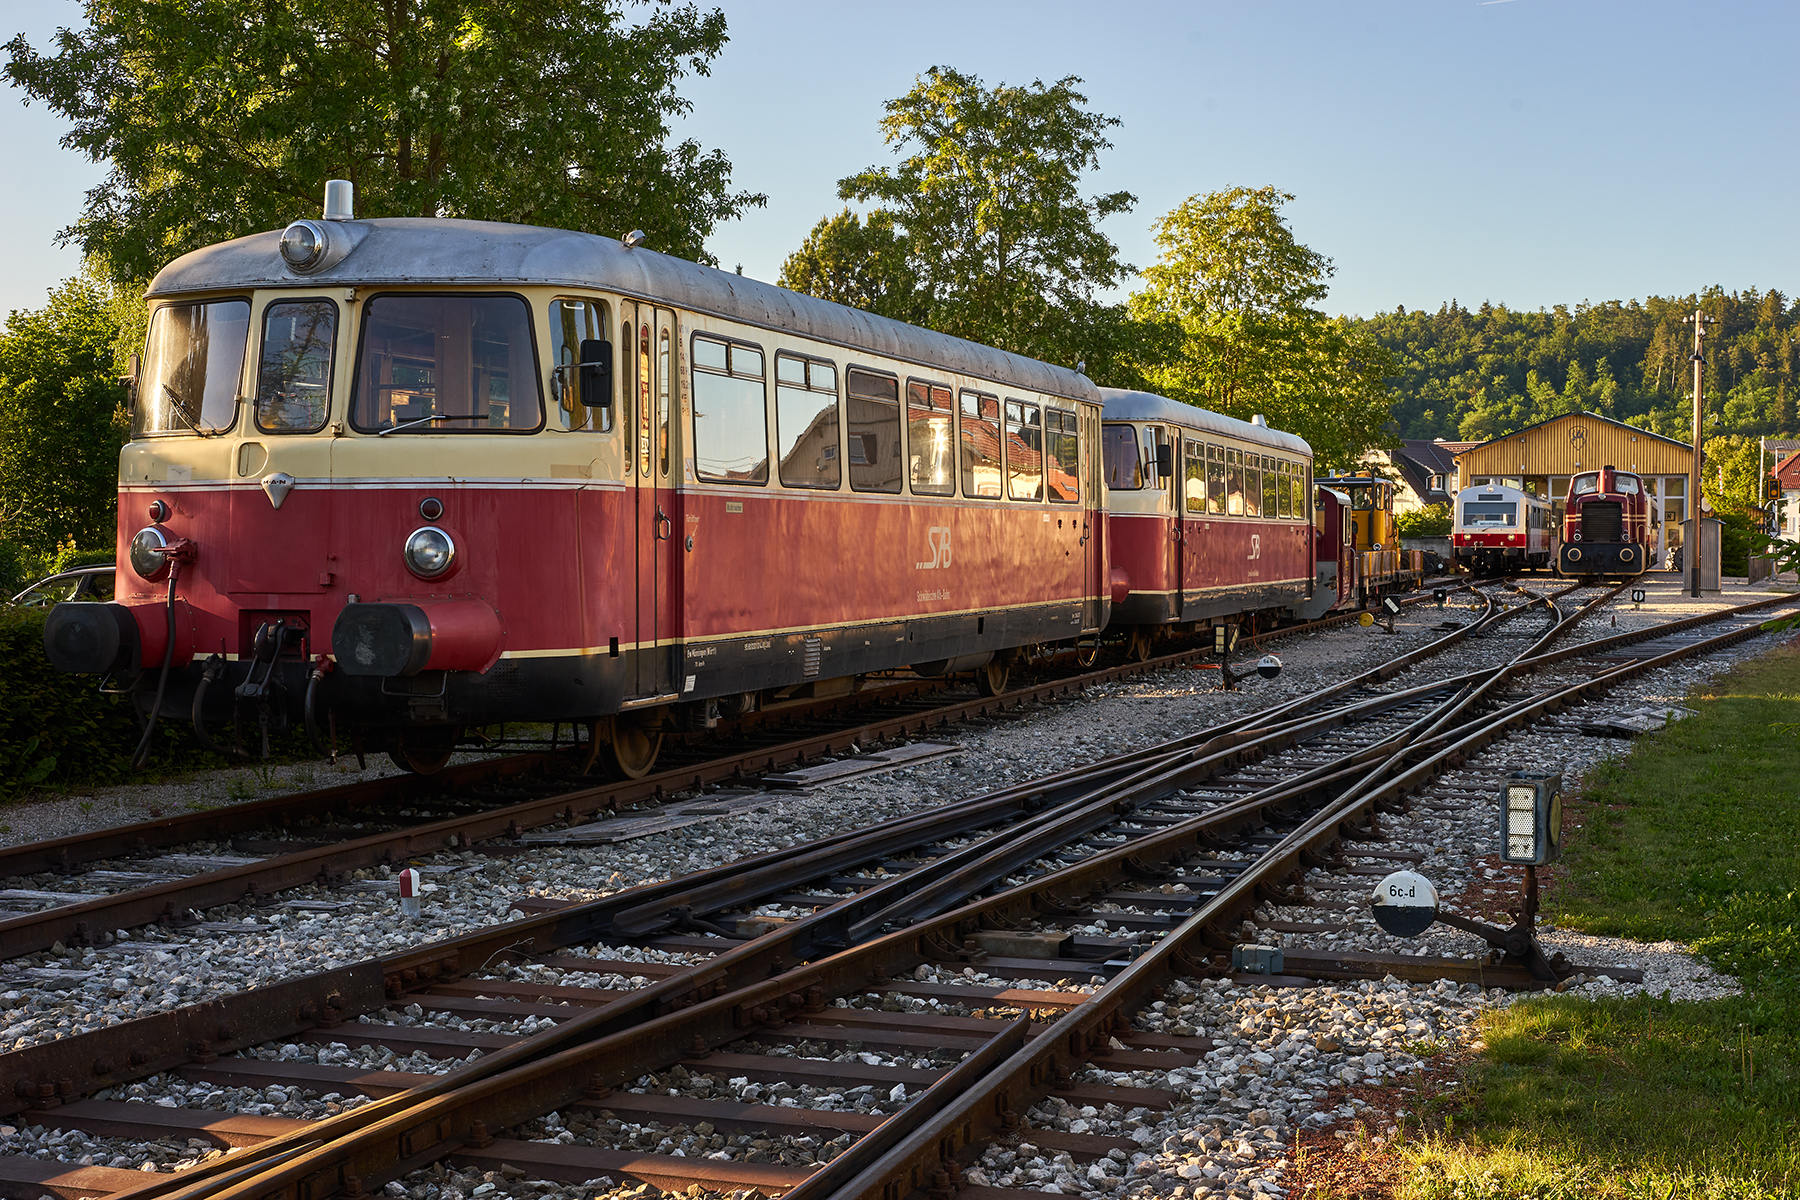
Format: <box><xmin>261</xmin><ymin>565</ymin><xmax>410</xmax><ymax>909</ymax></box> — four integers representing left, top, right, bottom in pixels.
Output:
<box><xmin>550</xmin><ymin>298</ymin><xmax>613</xmax><ymax>431</ymax></box>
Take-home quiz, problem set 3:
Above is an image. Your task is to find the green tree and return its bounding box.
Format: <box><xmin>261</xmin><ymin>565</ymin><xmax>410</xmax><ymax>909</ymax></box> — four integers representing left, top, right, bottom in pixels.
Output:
<box><xmin>777</xmin><ymin>209</ymin><xmax>927</xmax><ymax>326</ymax></box>
<box><xmin>820</xmin><ymin>66</ymin><xmax>1135</xmax><ymax>369</ymax></box>
<box><xmin>1129</xmin><ymin>187</ymin><xmax>1396</xmax><ymax>469</ymax></box>
<box><xmin>5</xmin><ymin>0</ymin><xmax>764</xmax><ymax>279</ymax></box>
<box><xmin>0</xmin><ymin>278</ymin><xmax>128</xmax><ymax>575</ymax></box>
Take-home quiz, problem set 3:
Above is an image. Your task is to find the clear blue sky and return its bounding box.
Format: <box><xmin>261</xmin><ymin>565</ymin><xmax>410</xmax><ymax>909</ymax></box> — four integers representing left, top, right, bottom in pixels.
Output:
<box><xmin>4</xmin><ymin>0</ymin><xmax>1795</xmax><ymax>319</ymax></box>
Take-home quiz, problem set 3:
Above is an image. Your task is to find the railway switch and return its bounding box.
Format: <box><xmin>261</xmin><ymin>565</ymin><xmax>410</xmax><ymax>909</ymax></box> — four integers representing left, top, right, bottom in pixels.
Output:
<box><xmin>1499</xmin><ymin>770</ymin><xmax>1563</xmax><ymax>866</ymax></box>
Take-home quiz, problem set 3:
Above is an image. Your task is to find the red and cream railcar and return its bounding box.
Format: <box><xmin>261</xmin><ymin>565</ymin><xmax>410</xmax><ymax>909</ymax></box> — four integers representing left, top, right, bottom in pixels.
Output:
<box><xmin>1452</xmin><ymin>483</ymin><xmax>1552</xmax><ymax>575</ymax></box>
<box><xmin>1556</xmin><ymin>466</ymin><xmax>1651</xmax><ymax>578</ymax></box>
<box><xmin>45</xmin><ymin>198</ymin><xmax>1111</xmax><ymax>775</ymax></box>
<box><xmin>1101</xmin><ymin>391</ymin><xmax>1316</xmax><ymax>652</ymax></box>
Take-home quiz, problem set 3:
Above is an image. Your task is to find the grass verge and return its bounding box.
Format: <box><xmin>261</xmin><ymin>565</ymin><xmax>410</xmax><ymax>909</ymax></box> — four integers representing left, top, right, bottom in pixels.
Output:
<box><xmin>1395</xmin><ymin>641</ymin><xmax>1800</xmax><ymax>1200</ymax></box>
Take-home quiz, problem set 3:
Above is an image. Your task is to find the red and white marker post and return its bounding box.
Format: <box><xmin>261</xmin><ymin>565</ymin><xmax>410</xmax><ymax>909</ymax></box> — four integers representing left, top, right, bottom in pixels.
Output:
<box><xmin>399</xmin><ymin>867</ymin><xmax>423</xmax><ymax>918</ymax></box>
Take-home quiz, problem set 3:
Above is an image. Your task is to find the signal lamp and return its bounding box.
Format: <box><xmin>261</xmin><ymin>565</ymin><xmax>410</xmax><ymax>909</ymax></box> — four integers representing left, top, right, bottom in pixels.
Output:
<box><xmin>1499</xmin><ymin>770</ymin><xmax>1563</xmax><ymax>866</ymax></box>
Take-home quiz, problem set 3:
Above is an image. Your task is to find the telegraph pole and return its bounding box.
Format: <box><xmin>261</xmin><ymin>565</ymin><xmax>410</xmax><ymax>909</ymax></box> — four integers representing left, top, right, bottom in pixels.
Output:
<box><xmin>1684</xmin><ymin>310</ymin><xmax>1716</xmax><ymax>598</ymax></box>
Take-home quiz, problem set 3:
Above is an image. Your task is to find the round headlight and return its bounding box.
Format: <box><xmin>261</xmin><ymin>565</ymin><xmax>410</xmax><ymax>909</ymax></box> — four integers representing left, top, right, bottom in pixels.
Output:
<box><xmin>403</xmin><ymin>526</ymin><xmax>456</xmax><ymax>579</ymax></box>
<box><xmin>130</xmin><ymin>526</ymin><xmax>170</xmax><ymax>580</ymax></box>
<box><xmin>279</xmin><ymin>220</ymin><xmax>329</xmax><ymax>272</ymax></box>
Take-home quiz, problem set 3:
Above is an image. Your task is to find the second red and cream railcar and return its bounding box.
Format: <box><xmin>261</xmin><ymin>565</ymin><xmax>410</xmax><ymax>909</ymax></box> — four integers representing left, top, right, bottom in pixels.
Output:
<box><xmin>45</xmin><ymin>195</ymin><xmax>1112</xmax><ymax>776</ymax></box>
<box><xmin>1101</xmin><ymin>391</ymin><xmax>1317</xmax><ymax>654</ymax></box>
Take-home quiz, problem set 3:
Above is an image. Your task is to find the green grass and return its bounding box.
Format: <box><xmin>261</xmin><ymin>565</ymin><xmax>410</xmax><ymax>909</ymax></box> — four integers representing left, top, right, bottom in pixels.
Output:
<box><xmin>1399</xmin><ymin>643</ymin><xmax>1800</xmax><ymax>1200</ymax></box>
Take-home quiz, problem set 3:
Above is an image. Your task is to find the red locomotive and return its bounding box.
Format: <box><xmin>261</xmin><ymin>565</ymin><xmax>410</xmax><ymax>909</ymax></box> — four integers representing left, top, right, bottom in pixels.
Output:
<box><xmin>1556</xmin><ymin>465</ymin><xmax>1651</xmax><ymax>578</ymax></box>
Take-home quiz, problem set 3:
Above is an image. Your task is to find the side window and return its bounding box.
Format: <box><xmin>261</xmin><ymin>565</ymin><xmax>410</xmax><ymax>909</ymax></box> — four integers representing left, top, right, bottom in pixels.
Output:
<box><xmin>847</xmin><ymin>369</ymin><xmax>902</xmax><ymax>493</ymax></box>
<box><xmin>1046</xmin><ymin>408</ymin><xmax>1080</xmax><ymax>503</ymax></box>
<box><xmin>1101</xmin><ymin>424</ymin><xmax>1142</xmax><ymax>490</ymax></box>
<box><xmin>1207</xmin><ymin>444</ymin><xmax>1225</xmax><ymax>514</ymax></box>
<box><xmin>1261</xmin><ymin>455</ymin><xmax>1277</xmax><ymax>518</ymax></box>
<box><xmin>959</xmin><ymin>390</ymin><xmax>1002</xmax><ymax>498</ymax></box>
<box><xmin>1278</xmin><ymin>462</ymin><xmax>1293</xmax><ymax>518</ymax></box>
<box><xmin>1185</xmin><ymin>439</ymin><xmax>1205</xmax><ymax>513</ymax></box>
<box><xmin>906</xmin><ymin>380</ymin><xmax>956</xmax><ymax>496</ymax></box>
<box><xmin>256</xmin><ymin>298</ymin><xmax>335</xmax><ymax>433</ymax></box>
<box><xmin>690</xmin><ymin>337</ymin><xmax>768</xmax><ymax>484</ymax></box>
<box><xmin>549</xmin><ymin>298</ymin><xmax>610</xmax><ymax>432</ymax></box>
<box><xmin>1227</xmin><ymin>448</ymin><xmax>1246</xmax><ymax>515</ymax></box>
<box><xmin>1005</xmin><ymin>399</ymin><xmax>1043</xmax><ymax>501</ymax></box>
<box><xmin>776</xmin><ymin>353</ymin><xmax>840</xmax><ymax>489</ymax></box>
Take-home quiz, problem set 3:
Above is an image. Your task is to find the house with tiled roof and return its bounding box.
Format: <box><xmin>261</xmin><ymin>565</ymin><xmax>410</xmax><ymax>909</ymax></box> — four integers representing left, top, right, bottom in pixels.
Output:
<box><xmin>1360</xmin><ymin>440</ymin><xmax>1471</xmax><ymax>512</ymax></box>
<box><xmin>1775</xmin><ymin>449</ymin><xmax>1800</xmax><ymax>542</ymax></box>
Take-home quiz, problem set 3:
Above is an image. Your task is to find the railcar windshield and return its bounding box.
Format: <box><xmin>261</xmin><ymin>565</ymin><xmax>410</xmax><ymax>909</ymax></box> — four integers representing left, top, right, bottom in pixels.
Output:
<box><xmin>350</xmin><ymin>294</ymin><xmax>542</xmax><ymax>433</ymax></box>
<box><xmin>1614</xmin><ymin>474</ymin><xmax>1642</xmax><ymax>495</ymax></box>
<box><xmin>1462</xmin><ymin>502</ymin><xmax>1517</xmax><ymax>526</ymax></box>
<box><xmin>1102</xmin><ymin>424</ymin><xmax>1142</xmax><ymax>490</ymax></box>
<box><xmin>1570</xmin><ymin>473</ymin><xmax>1599</xmax><ymax>497</ymax></box>
<box><xmin>137</xmin><ymin>298</ymin><xmax>251</xmax><ymax>436</ymax></box>
<box><xmin>255</xmin><ymin>299</ymin><xmax>336</xmax><ymax>433</ymax></box>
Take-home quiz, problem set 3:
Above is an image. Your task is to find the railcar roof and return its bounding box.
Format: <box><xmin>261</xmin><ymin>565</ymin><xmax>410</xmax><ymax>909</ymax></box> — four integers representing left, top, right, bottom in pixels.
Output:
<box><xmin>1455</xmin><ymin>483</ymin><xmax>1545</xmax><ymax>501</ymax></box>
<box><xmin>146</xmin><ymin>218</ymin><xmax>1099</xmax><ymax>402</ymax></box>
<box><xmin>1098</xmin><ymin>389</ymin><xmax>1312</xmax><ymax>456</ymax></box>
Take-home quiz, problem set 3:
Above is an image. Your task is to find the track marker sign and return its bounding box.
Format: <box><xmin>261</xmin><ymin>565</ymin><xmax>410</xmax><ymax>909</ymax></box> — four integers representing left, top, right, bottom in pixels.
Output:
<box><xmin>1370</xmin><ymin>869</ymin><xmax>1438</xmax><ymax>937</ymax></box>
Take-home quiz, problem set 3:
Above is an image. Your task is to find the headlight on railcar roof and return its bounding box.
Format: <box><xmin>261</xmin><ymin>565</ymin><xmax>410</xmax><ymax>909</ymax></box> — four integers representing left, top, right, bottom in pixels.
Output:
<box><xmin>403</xmin><ymin>526</ymin><xmax>456</xmax><ymax>579</ymax></box>
<box><xmin>279</xmin><ymin>220</ymin><xmax>330</xmax><ymax>272</ymax></box>
<box><xmin>130</xmin><ymin>526</ymin><xmax>171</xmax><ymax>580</ymax></box>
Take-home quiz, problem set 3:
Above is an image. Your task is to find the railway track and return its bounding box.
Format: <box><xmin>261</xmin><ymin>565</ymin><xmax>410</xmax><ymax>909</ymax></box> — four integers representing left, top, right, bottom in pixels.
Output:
<box><xmin>0</xmin><ymin>589</ymin><xmax>1481</xmax><ymax>962</ymax></box>
<box><xmin>2</xmin><ymin>583</ymin><xmax>1792</xmax><ymax>1200</ymax></box>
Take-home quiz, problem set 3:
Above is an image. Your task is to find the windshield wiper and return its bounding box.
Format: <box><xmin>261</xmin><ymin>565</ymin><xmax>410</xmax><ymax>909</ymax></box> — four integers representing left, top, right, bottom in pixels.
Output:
<box><xmin>162</xmin><ymin>383</ymin><xmax>216</xmax><ymax>437</ymax></box>
<box><xmin>376</xmin><ymin>412</ymin><xmax>485</xmax><ymax>436</ymax></box>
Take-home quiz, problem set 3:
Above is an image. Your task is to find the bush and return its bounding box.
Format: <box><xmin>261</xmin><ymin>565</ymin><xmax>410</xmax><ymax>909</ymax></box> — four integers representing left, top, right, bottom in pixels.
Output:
<box><xmin>1397</xmin><ymin>503</ymin><xmax>1452</xmax><ymax>538</ymax></box>
<box><xmin>0</xmin><ymin>607</ymin><xmax>222</xmax><ymax>797</ymax></box>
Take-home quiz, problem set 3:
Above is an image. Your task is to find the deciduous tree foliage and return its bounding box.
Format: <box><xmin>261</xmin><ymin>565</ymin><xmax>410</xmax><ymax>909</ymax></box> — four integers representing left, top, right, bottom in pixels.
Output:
<box><xmin>0</xmin><ymin>278</ymin><xmax>128</xmax><ymax>572</ymax></box>
<box><xmin>1129</xmin><ymin>187</ymin><xmax>1397</xmax><ymax>469</ymax></box>
<box><xmin>787</xmin><ymin>67</ymin><xmax>1135</xmax><ymax>373</ymax></box>
<box><xmin>4</xmin><ymin>0</ymin><xmax>764</xmax><ymax>278</ymax></box>
<box><xmin>777</xmin><ymin>209</ymin><xmax>927</xmax><ymax>326</ymax></box>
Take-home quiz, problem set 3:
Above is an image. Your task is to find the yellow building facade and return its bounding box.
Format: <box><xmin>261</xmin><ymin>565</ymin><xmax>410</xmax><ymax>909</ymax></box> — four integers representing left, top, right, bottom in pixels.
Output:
<box><xmin>1454</xmin><ymin>411</ymin><xmax>1694</xmax><ymax>561</ymax></box>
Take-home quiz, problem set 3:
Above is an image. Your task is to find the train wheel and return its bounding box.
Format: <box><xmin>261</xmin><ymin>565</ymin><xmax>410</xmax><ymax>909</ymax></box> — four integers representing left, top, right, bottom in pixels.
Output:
<box><xmin>1127</xmin><ymin>627</ymin><xmax>1155</xmax><ymax>663</ymax></box>
<box><xmin>388</xmin><ymin>725</ymin><xmax>462</xmax><ymax>775</ymax></box>
<box><xmin>975</xmin><ymin>657</ymin><xmax>1011</xmax><ymax>697</ymax></box>
<box><xmin>603</xmin><ymin>713</ymin><xmax>664</xmax><ymax>780</ymax></box>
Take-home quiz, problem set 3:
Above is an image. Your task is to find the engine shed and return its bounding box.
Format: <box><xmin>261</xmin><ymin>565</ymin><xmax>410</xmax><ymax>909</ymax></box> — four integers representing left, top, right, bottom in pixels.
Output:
<box><xmin>1452</xmin><ymin>410</ymin><xmax>1694</xmax><ymax>566</ymax></box>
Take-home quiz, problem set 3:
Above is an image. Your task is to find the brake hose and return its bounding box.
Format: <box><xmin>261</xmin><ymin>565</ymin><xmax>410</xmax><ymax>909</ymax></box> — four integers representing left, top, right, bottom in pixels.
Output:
<box><xmin>129</xmin><ymin>563</ymin><xmax>181</xmax><ymax>772</ymax></box>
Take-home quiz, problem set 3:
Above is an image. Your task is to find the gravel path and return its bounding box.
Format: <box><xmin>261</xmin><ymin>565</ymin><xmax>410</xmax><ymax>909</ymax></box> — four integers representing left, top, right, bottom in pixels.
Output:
<box><xmin>1</xmin><ymin>573</ymin><xmax>1793</xmax><ymax>1200</ymax></box>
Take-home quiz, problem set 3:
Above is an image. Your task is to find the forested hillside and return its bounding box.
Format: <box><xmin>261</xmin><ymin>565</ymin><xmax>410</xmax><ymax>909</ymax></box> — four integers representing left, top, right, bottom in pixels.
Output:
<box><xmin>1359</xmin><ymin>286</ymin><xmax>1796</xmax><ymax>445</ymax></box>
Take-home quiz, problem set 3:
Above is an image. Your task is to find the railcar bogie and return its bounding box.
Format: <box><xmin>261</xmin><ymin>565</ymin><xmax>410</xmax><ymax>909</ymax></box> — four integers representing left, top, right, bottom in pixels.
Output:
<box><xmin>44</xmin><ymin>196</ymin><xmax>1113</xmax><ymax>777</ymax></box>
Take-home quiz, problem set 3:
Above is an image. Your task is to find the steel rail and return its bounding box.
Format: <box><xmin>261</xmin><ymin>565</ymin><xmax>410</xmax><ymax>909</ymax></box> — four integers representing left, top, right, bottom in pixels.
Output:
<box><xmin>0</xmin><ymin>590</ymin><xmax>1515</xmax><ymax>1124</ymax></box>
<box><xmin>120</xmin><ymin>595</ymin><xmax>1778</xmax><ymax>1200</ymax></box>
<box><xmin>0</xmin><ymin>583</ymin><xmax>1496</xmax><ymax>960</ymax></box>
<box><xmin>817</xmin><ymin>598</ymin><xmax>1791</xmax><ymax>1200</ymax></box>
